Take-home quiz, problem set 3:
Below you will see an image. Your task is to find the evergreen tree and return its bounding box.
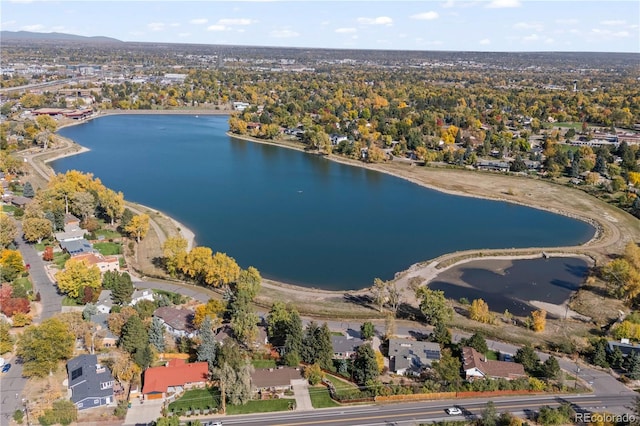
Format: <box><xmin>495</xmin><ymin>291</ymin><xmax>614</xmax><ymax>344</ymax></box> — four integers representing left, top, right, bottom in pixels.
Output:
<box><xmin>82</xmin><ymin>303</ymin><xmax>97</xmax><ymax>321</ymax></box>
<box><xmin>120</xmin><ymin>208</ymin><xmax>134</xmax><ymax>229</ymax></box>
<box><xmin>432</xmin><ymin>321</ymin><xmax>451</xmax><ymax>346</ymax></box>
<box><xmin>111</xmin><ymin>272</ymin><xmax>134</xmax><ymax>305</ymax></box>
<box><xmin>283</xmin><ymin>310</ymin><xmax>303</xmax><ymax>366</ymax></box>
<box><xmin>119</xmin><ymin>315</ymin><xmax>148</xmax><ymax>355</ymax></box>
<box><xmin>480</xmin><ymin>401</ymin><xmax>498</xmax><ymax>426</ymax></box>
<box><xmin>149</xmin><ymin>316</ymin><xmax>166</xmax><ymax>353</ymax></box>
<box><xmin>197</xmin><ymin>316</ymin><xmax>218</xmax><ymax>373</ymax></box>
<box><xmin>625</xmin><ymin>351</ymin><xmax>640</xmax><ymax>380</ymax></box>
<box><xmin>352</xmin><ymin>343</ymin><xmax>379</xmax><ymax>385</ymax></box>
<box><xmin>593</xmin><ymin>154</ymin><xmax>607</xmax><ymax>174</ymax></box>
<box><xmin>22</xmin><ymin>182</ymin><xmax>35</xmax><ymax>198</ymax></box>
<box><xmin>591</xmin><ymin>339</ymin><xmax>609</xmax><ymax>368</ymax></box>
<box><xmin>608</xmin><ymin>346</ymin><xmax>624</xmax><ymax>369</ymax></box>
<box><xmin>360</xmin><ymin>321</ymin><xmax>375</xmax><ymax>340</ymax></box>
<box><xmin>461</xmin><ymin>332</ymin><xmax>488</xmax><ymax>354</ymax></box>
<box><xmin>541</xmin><ymin>356</ymin><xmax>560</xmax><ymax>380</ymax></box>
<box><xmin>514</xmin><ymin>344</ymin><xmax>540</xmax><ymax>375</ymax></box>
<box><xmin>302</xmin><ymin>322</ymin><xmax>333</xmax><ymax>370</ymax></box>
<box><xmin>133</xmin><ymin>344</ymin><xmax>154</xmax><ymax>369</ymax></box>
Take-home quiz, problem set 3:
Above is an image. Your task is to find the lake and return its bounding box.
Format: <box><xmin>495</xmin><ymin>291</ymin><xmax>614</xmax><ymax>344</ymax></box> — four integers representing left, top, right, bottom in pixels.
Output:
<box><xmin>53</xmin><ymin>114</ymin><xmax>595</xmax><ymax>290</ymax></box>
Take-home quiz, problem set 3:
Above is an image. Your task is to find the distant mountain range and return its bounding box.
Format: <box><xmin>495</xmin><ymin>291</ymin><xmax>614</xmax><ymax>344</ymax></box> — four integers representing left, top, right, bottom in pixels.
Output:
<box><xmin>1</xmin><ymin>31</ymin><xmax>122</xmax><ymax>43</ymax></box>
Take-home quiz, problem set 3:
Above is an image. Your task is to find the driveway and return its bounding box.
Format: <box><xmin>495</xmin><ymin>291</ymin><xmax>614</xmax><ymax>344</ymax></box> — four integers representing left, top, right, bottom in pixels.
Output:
<box><xmin>124</xmin><ymin>397</ymin><xmax>163</xmax><ymax>425</ymax></box>
<box><xmin>291</xmin><ymin>379</ymin><xmax>313</xmax><ymax>411</ymax></box>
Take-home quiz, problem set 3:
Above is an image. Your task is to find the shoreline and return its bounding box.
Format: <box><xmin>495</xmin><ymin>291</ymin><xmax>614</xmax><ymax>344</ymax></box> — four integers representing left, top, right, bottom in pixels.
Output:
<box><xmin>34</xmin><ymin>112</ymin><xmax>631</xmax><ymax>300</ymax></box>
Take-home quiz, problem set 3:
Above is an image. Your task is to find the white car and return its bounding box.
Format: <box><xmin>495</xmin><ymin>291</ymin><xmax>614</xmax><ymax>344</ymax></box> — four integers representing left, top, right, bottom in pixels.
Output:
<box><xmin>446</xmin><ymin>407</ymin><xmax>462</xmax><ymax>416</ymax></box>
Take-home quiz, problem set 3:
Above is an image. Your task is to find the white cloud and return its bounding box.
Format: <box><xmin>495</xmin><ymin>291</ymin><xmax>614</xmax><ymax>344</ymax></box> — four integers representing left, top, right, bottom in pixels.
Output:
<box><xmin>442</xmin><ymin>0</ymin><xmax>455</xmax><ymax>8</ymax></box>
<box><xmin>479</xmin><ymin>38</ymin><xmax>490</xmax><ymax>45</ymax></box>
<box><xmin>523</xmin><ymin>33</ymin><xmax>539</xmax><ymax>42</ymax></box>
<box><xmin>2</xmin><ymin>20</ymin><xmax>17</xmax><ymax>27</ymax></box>
<box><xmin>270</xmin><ymin>29</ymin><xmax>299</xmax><ymax>38</ymax></box>
<box><xmin>147</xmin><ymin>22</ymin><xmax>165</xmax><ymax>31</ymax></box>
<box><xmin>410</xmin><ymin>11</ymin><xmax>439</xmax><ymax>20</ymax></box>
<box><xmin>591</xmin><ymin>28</ymin><xmax>630</xmax><ymax>38</ymax></box>
<box><xmin>218</xmin><ymin>18</ymin><xmax>256</xmax><ymax>26</ymax></box>
<box><xmin>486</xmin><ymin>0</ymin><xmax>521</xmax><ymax>8</ymax></box>
<box><xmin>207</xmin><ymin>25</ymin><xmax>228</xmax><ymax>32</ymax></box>
<box><xmin>335</xmin><ymin>28</ymin><xmax>357</xmax><ymax>34</ymax></box>
<box><xmin>600</xmin><ymin>19</ymin><xmax>626</xmax><ymax>26</ymax></box>
<box><xmin>357</xmin><ymin>16</ymin><xmax>393</xmax><ymax>26</ymax></box>
<box><xmin>190</xmin><ymin>18</ymin><xmax>208</xmax><ymax>25</ymax></box>
<box><xmin>21</xmin><ymin>24</ymin><xmax>44</xmax><ymax>31</ymax></box>
<box><xmin>513</xmin><ymin>21</ymin><xmax>543</xmax><ymax>32</ymax></box>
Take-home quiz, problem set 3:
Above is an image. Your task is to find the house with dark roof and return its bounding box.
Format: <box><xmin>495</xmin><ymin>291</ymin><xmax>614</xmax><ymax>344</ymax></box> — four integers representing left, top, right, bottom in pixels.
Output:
<box><xmin>607</xmin><ymin>340</ymin><xmax>640</xmax><ymax>358</ymax></box>
<box><xmin>66</xmin><ymin>354</ymin><xmax>116</xmax><ymax>410</ymax></box>
<box><xmin>388</xmin><ymin>338</ymin><xmax>441</xmax><ymax>375</ymax></box>
<box><xmin>60</xmin><ymin>238</ymin><xmax>93</xmax><ymax>256</ymax></box>
<box><xmin>251</xmin><ymin>367</ymin><xmax>303</xmax><ymax>396</ymax></box>
<box><xmin>462</xmin><ymin>347</ymin><xmax>527</xmax><ymax>380</ymax></box>
<box><xmin>142</xmin><ymin>359</ymin><xmax>209</xmax><ymax>400</ymax></box>
<box><xmin>331</xmin><ymin>335</ymin><xmax>364</xmax><ymax>359</ymax></box>
<box><xmin>89</xmin><ymin>313</ymin><xmax>117</xmax><ymax>348</ymax></box>
<box><xmin>95</xmin><ymin>290</ymin><xmax>113</xmax><ymax>314</ymax></box>
<box><xmin>153</xmin><ymin>307</ymin><xmax>197</xmax><ymax>338</ymax></box>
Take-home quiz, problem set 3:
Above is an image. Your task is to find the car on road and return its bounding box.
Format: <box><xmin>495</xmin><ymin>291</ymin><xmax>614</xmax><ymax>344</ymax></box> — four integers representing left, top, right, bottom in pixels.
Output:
<box><xmin>2</xmin><ymin>363</ymin><xmax>12</xmax><ymax>373</ymax></box>
<box><xmin>202</xmin><ymin>422</ymin><xmax>222</xmax><ymax>426</ymax></box>
<box><xmin>446</xmin><ymin>407</ymin><xmax>462</xmax><ymax>416</ymax></box>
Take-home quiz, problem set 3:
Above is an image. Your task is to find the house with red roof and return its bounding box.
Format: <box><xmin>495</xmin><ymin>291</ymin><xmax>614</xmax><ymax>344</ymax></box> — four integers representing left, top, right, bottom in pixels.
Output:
<box><xmin>462</xmin><ymin>347</ymin><xmax>527</xmax><ymax>381</ymax></box>
<box><xmin>142</xmin><ymin>359</ymin><xmax>209</xmax><ymax>400</ymax></box>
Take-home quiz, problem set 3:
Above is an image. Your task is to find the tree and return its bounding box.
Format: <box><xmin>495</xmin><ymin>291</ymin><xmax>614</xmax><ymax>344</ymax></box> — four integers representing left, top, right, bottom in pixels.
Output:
<box><xmin>149</xmin><ymin>316</ymin><xmax>166</xmax><ymax>353</ymax></box>
<box><xmin>302</xmin><ymin>321</ymin><xmax>333</xmax><ymax>370</ymax></box>
<box><xmin>205</xmin><ymin>252</ymin><xmax>241</xmax><ymax>287</ymax></box>
<box><xmin>469</xmin><ymin>298</ymin><xmax>493</xmax><ymax>324</ymax></box>
<box><xmin>193</xmin><ymin>298</ymin><xmax>226</xmax><ymax>328</ymax></box>
<box><xmin>625</xmin><ymin>351</ymin><xmax>640</xmax><ymax>380</ymax></box>
<box><xmin>0</xmin><ymin>320</ymin><xmax>14</xmax><ymax>354</ymax></box>
<box><xmin>432</xmin><ymin>321</ymin><xmax>452</xmax><ymax>345</ymax></box>
<box><xmin>155</xmin><ymin>416</ymin><xmax>181</xmax><ymax>426</ymax></box>
<box><xmin>0</xmin><ymin>249</ymin><xmax>25</xmax><ymax>281</ymax></box>
<box><xmin>55</xmin><ymin>258</ymin><xmax>101</xmax><ymax>300</ymax></box>
<box><xmin>304</xmin><ymin>363</ymin><xmax>324</xmax><ymax>385</ymax></box>
<box><xmin>233</xmin><ymin>266</ymin><xmax>261</xmax><ymax>300</ymax></box>
<box><xmin>22</xmin><ymin>181</ymin><xmax>34</xmax><ymax>198</ymax></box>
<box><xmin>70</xmin><ymin>191</ymin><xmax>96</xmax><ymax>220</ymax></box>
<box><xmin>125</xmin><ymin>214</ymin><xmax>150</xmax><ymax>243</ymax></box>
<box><xmin>119</xmin><ymin>314</ymin><xmax>148</xmax><ymax>356</ymax></box>
<box><xmin>229</xmin><ymin>291</ymin><xmax>259</xmax><ymax>347</ymax></box>
<box><xmin>22</xmin><ymin>217</ymin><xmax>52</xmax><ymax>243</ymax></box>
<box><xmin>416</xmin><ymin>287</ymin><xmax>453</xmax><ymax>325</ymax></box>
<box><xmin>16</xmin><ymin>317</ymin><xmax>74</xmax><ymax>377</ymax></box>
<box><xmin>120</xmin><ymin>208</ymin><xmax>135</xmax><ymax>229</ymax></box>
<box><xmin>0</xmin><ymin>213</ymin><xmax>17</xmax><ymax>248</ymax></box>
<box><xmin>515</xmin><ymin>344</ymin><xmax>540</xmax><ymax>375</ymax></box>
<box><xmin>38</xmin><ymin>399</ymin><xmax>77</xmax><ymax>426</ymax></box>
<box><xmin>432</xmin><ymin>348</ymin><xmax>462</xmax><ymax>388</ymax></box>
<box><xmin>462</xmin><ymin>332</ymin><xmax>488</xmax><ymax>355</ymax></box>
<box><xmin>360</xmin><ymin>321</ymin><xmax>375</xmax><ymax>340</ymax></box>
<box><xmin>162</xmin><ymin>236</ymin><xmax>187</xmax><ymax>276</ymax></box>
<box><xmin>283</xmin><ymin>310</ymin><xmax>303</xmax><ymax>366</ymax></box>
<box><xmin>97</xmin><ymin>188</ymin><xmax>124</xmax><ymax>225</ymax></box>
<box><xmin>133</xmin><ymin>344</ymin><xmax>154</xmax><ymax>370</ymax></box>
<box><xmin>480</xmin><ymin>401</ymin><xmax>498</xmax><ymax>426</ymax></box>
<box><xmin>531</xmin><ymin>309</ymin><xmax>547</xmax><ymax>332</ymax></box>
<box><xmin>386</xmin><ymin>280</ymin><xmax>402</xmax><ymax>315</ymax></box>
<box><xmin>541</xmin><ymin>356</ymin><xmax>560</xmax><ymax>380</ymax></box>
<box><xmin>352</xmin><ymin>343</ymin><xmax>379</xmax><ymax>385</ymax></box>
<box><xmin>197</xmin><ymin>316</ymin><xmax>218</xmax><ymax>373</ymax></box>
<box><xmin>105</xmin><ymin>271</ymin><xmax>134</xmax><ymax>305</ymax></box>
<box><xmin>214</xmin><ymin>360</ymin><xmax>253</xmax><ymax>407</ymax></box>
<box><xmin>371</xmin><ymin>277</ymin><xmax>387</xmax><ymax>311</ymax></box>
<box><xmin>181</xmin><ymin>246</ymin><xmax>213</xmax><ymax>282</ymax></box>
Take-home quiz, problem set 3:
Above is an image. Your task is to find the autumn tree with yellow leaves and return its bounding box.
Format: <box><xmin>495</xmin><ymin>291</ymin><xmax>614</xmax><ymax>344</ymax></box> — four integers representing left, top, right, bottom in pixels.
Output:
<box><xmin>55</xmin><ymin>258</ymin><xmax>101</xmax><ymax>301</ymax></box>
<box><xmin>125</xmin><ymin>214</ymin><xmax>150</xmax><ymax>243</ymax></box>
<box><xmin>469</xmin><ymin>298</ymin><xmax>493</xmax><ymax>324</ymax></box>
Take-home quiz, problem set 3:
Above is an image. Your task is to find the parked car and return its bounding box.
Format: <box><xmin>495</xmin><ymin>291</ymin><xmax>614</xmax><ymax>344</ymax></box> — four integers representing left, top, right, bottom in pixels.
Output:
<box><xmin>446</xmin><ymin>407</ymin><xmax>462</xmax><ymax>416</ymax></box>
<box><xmin>2</xmin><ymin>363</ymin><xmax>12</xmax><ymax>373</ymax></box>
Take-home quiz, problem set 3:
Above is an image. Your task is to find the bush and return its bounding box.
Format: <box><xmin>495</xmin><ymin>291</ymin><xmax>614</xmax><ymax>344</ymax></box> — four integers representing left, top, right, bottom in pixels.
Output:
<box><xmin>113</xmin><ymin>400</ymin><xmax>128</xmax><ymax>418</ymax></box>
<box><xmin>13</xmin><ymin>409</ymin><xmax>24</xmax><ymax>424</ymax></box>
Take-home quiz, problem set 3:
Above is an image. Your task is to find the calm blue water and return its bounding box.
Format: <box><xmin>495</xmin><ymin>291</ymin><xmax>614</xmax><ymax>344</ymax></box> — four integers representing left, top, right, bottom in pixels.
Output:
<box><xmin>54</xmin><ymin>115</ymin><xmax>595</xmax><ymax>290</ymax></box>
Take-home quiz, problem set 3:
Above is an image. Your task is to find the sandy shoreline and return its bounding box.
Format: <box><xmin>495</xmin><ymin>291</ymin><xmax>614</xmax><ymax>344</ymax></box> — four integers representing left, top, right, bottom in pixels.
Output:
<box><xmin>33</xmin><ymin>112</ymin><xmax>635</xmax><ymax>303</ymax></box>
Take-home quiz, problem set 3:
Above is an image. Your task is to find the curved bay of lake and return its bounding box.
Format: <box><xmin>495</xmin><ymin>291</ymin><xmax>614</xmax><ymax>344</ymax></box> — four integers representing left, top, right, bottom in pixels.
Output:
<box><xmin>53</xmin><ymin>115</ymin><xmax>595</xmax><ymax>290</ymax></box>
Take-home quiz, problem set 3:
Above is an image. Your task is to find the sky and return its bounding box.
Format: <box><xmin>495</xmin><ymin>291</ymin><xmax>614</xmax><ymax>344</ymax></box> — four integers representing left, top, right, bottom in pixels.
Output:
<box><xmin>2</xmin><ymin>0</ymin><xmax>639</xmax><ymax>53</ymax></box>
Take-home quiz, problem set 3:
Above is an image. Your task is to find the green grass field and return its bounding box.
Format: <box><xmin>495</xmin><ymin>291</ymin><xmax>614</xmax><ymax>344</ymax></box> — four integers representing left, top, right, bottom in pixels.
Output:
<box><xmin>53</xmin><ymin>252</ymin><xmax>70</xmax><ymax>268</ymax></box>
<box><xmin>309</xmin><ymin>386</ymin><xmax>339</xmax><ymax>408</ymax></box>
<box><xmin>325</xmin><ymin>374</ymin><xmax>359</xmax><ymax>396</ymax></box>
<box><xmin>94</xmin><ymin>229</ymin><xmax>122</xmax><ymax>239</ymax></box>
<box><xmin>226</xmin><ymin>399</ymin><xmax>295</xmax><ymax>415</ymax></box>
<box><xmin>93</xmin><ymin>242</ymin><xmax>122</xmax><ymax>255</ymax></box>
<box><xmin>251</xmin><ymin>359</ymin><xmax>277</xmax><ymax>369</ymax></box>
<box><xmin>168</xmin><ymin>388</ymin><xmax>220</xmax><ymax>413</ymax></box>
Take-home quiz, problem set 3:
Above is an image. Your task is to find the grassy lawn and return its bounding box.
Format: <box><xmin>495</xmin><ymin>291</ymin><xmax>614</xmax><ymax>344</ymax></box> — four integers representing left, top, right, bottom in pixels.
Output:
<box><xmin>252</xmin><ymin>359</ymin><xmax>277</xmax><ymax>369</ymax></box>
<box><xmin>325</xmin><ymin>374</ymin><xmax>359</xmax><ymax>395</ymax></box>
<box><xmin>62</xmin><ymin>296</ymin><xmax>80</xmax><ymax>306</ymax></box>
<box><xmin>93</xmin><ymin>242</ymin><xmax>122</xmax><ymax>255</ymax></box>
<box><xmin>552</xmin><ymin>122</ymin><xmax>584</xmax><ymax>129</ymax></box>
<box><xmin>2</xmin><ymin>205</ymin><xmax>17</xmax><ymax>213</ymax></box>
<box><xmin>13</xmin><ymin>277</ymin><xmax>32</xmax><ymax>292</ymax></box>
<box><xmin>94</xmin><ymin>229</ymin><xmax>122</xmax><ymax>239</ymax></box>
<box><xmin>53</xmin><ymin>252</ymin><xmax>70</xmax><ymax>268</ymax></box>
<box><xmin>168</xmin><ymin>388</ymin><xmax>220</xmax><ymax>413</ymax></box>
<box><xmin>485</xmin><ymin>351</ymin><xmax>499</xmax><ymax>361</ymax></box>
<box><xmin>309</xmin><ymin>386</ymin><xmax>339</xmax><ymax>408</ymax></box>
<box><xmin>226</xmin><ymin>399</ymin><xmax>294</xmax><ymax>415</ymax></box>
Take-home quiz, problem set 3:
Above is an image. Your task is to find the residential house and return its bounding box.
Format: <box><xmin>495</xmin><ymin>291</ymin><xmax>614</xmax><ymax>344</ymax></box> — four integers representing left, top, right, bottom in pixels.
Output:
<box><xmin>73</xmin><ymin>253</ymin><xmax>119</xmax><ymax>274</ymax></box>
<box><xmin>142</xmin><ymin>359</ymin><xmax>208</xmax><ymax>400</ymax></box>
<box><xmin>330</xmin><ymin>134</ymin><xmax>348</xmax><ymax>145</ymax></box>
<box><xmin>331</xmin><ymin>335</ymin><xmax>364</xmax><ymax>359</ymax></box>
<box><xmin>95</xmin><ymin>290</ymin><xmax>113</xmax><ymax>314</ymax></box>
<box><xmin>60</xmin><ymin>238</ymin><xmax>94</xmax><ymax>256</ymax></box>
<box><xmin>251</xmin><ymin>367</ymin><xmax>303</xmax><ymax>396</ymax></box>
<box><xmin>153</xmin><ymin>306</ymin><xmax>197</xmax><ymax>338</ymax></box>
<box><xmin>607</xmin><ymin>340</ymin><xmax>640</xmax><ymax>358</ymax></box>
<box><xmin>66</xmin><ymin>354</ymin><xmax>116</xmax><ymax>410</ymax></box>
<box><xmin>64</xmin><ymin>213</ymin><xmax>81</xmax><ymax>228</ymax></box>
<box><xmin>476</xmin><ymin>161</ymin><xmax>510</xmax><ymax>172</ymax></box>
<box><xmin>129</xmin><ymin>289</ymin><xmax>154</xmax><ymax>306</ymax></box>
<box><xmin>462</xmin><ymin>347</ymin><xmax>526</xmax><ymax>380</ymax></box>
<box><xmin>388</xmin><ymin>338</ymin><xmax>441</xmax><ymax>375</ymax></box>
<box><xmin>89</xmin><ymin>313</ymin><xmax>117</xmax><ymax>348</ymax></box>
<box><xmin>9</xmin><ymin>196</ymin><xmax>30</xmax><ymax>208</ymax></box>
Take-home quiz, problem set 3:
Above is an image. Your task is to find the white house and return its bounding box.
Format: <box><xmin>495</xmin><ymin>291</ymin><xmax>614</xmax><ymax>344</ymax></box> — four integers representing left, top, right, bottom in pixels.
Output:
<box><xmin>129</xmin><ymin>289</ymin><xmax>154</xmax><ymax>306</ymax></box>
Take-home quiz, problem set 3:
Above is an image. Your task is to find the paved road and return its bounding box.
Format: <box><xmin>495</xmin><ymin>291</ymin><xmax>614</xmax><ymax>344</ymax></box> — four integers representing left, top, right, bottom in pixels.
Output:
<box><xmin>0</xmin><ymin>225</ymin><xmax>64</xmax><ymax>426</ymax></box>
<box><xmin>182</xmin><ymin>394</ymin><xmax>636</xmax><ymax>426</ymax></box>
